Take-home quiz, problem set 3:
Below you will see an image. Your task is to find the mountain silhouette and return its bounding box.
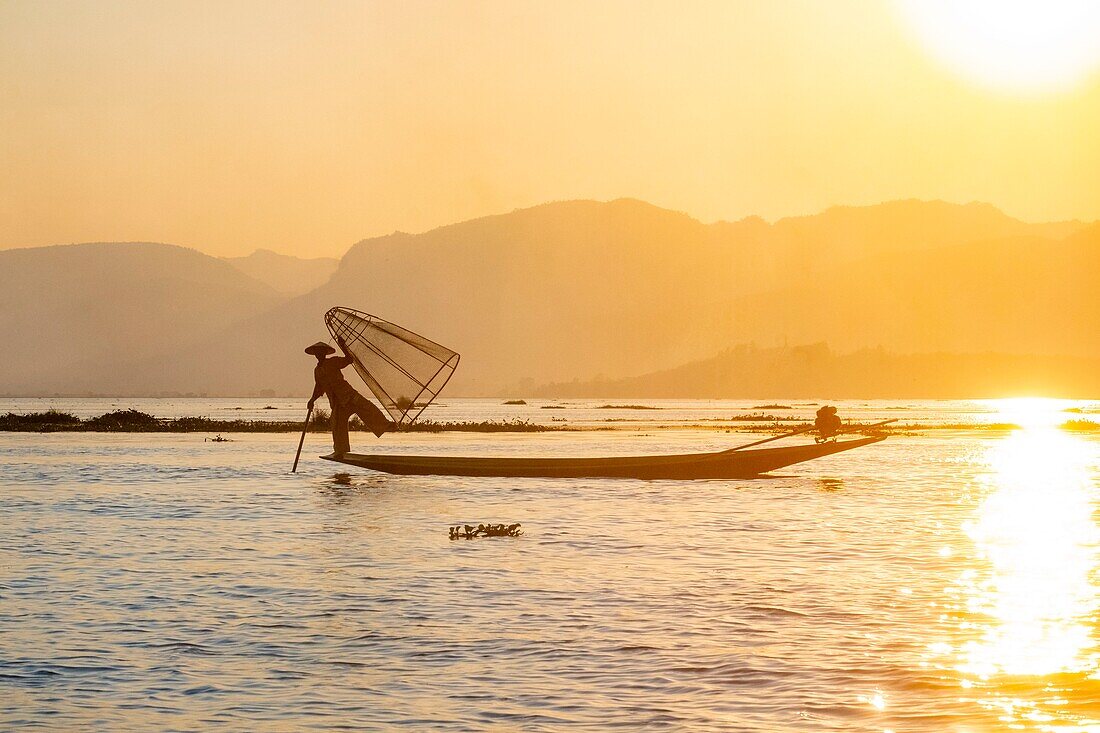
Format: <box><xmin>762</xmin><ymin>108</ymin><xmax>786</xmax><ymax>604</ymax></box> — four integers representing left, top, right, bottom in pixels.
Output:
<box><xmin>0</xmin><ymin>242</ymin><xmax>279</xmax><ymax>395</ymax></box>
<box><xmin>535</xmin><ymin>342</ymin><xmax>1100</xmax><ymax>399</ymax></box>
<box><xmin>223</xmin><ymin>249</ymin><xmax>339</xmax><ymax>296</ymax></box>
<box><xmin>1</xmin><ymin>200</ymin><xmax>1093</xmax><ymax>396</ymax></box>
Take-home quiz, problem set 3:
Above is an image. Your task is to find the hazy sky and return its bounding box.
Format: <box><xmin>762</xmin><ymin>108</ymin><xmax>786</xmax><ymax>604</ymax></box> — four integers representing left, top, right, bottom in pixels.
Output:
<box><xmin>3</xmin><ymin>0</ymin><xmax>1099</xmax><ymax>257</ymax></box>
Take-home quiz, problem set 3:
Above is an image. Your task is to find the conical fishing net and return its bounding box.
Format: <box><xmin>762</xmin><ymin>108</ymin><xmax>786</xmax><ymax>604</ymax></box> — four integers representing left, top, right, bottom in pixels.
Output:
<box><xmin>324</xmin><ymin>306</ymin><xmax>460</xmax><ymax>425</ymax></box>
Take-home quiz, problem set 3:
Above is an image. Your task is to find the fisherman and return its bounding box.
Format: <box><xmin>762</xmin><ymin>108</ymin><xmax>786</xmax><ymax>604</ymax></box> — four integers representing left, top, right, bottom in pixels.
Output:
<box><xmin>306</xmin><ymin>336</ymin><xmax>393</xmax><ymax>457</ymax></box>
<box><xmin>814</xmin><ymin>405</ymin><xmax>842</xmax><ymax>442</ymax></box>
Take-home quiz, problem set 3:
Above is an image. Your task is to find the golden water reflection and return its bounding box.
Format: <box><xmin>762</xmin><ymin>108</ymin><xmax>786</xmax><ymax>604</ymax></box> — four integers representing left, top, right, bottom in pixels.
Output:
<box><xmin>947</xmin><ymin>399</ymin><xmax>1100</xmax><ymax>728</ymax></box>
<box><xmin>962</xmin><ymin>428</ymin><xmax>1098</xmax><ymax>677</ymax></box>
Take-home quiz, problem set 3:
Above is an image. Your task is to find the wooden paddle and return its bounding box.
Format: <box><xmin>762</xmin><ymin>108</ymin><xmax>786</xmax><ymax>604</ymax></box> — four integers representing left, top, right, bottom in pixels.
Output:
<box><xmin>721</xmin><ymin>424</ymin><xmax>816</xmax><ymax>453</ymax></box>
<box><xmin>291</xmin><ymin>406</ymin><xmax>313</xmax><ymax>473</ymax></box>
<box><xmin>837</xmin><ymin>418</ymin><xmax>897</xmax><ymax>434</ymax></box>
<box><xmin>721</xmin><ymin>417</ymin><xmax>898</xmax><ymax>454</ymax></box>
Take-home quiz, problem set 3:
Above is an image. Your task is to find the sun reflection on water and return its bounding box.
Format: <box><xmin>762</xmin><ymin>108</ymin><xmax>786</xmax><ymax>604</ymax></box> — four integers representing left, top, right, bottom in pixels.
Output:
<box><xmin>981</xmin><ymin>397</ymin><xmax>1079</xmax><ymax>431</ymax></box>
<box><xmin>943</xmin><ymin>398</ymin><xmax>1100</xmax><ymax>729</ymax></box>
<box><xmin>961</xmin><ymin>426</ymin><xmax>1098</xmax><ymax>678</ymax></box>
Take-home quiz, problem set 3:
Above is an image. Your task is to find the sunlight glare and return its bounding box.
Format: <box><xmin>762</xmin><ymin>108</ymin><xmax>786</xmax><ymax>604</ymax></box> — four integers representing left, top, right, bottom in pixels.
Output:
<box><xmin>957</xmin><ymin>422</ymin><xmax>1100</xmax><ymax>677</ymax></box>
<box><xmin>985</xmin><ymin>397</ymin><xmax>1075</xmax><ymax>430</ymax></box>
<box><xmin>895</xmin><ymin>0</ymin><xmax>1100</xmax><ymax>93</ymax></box>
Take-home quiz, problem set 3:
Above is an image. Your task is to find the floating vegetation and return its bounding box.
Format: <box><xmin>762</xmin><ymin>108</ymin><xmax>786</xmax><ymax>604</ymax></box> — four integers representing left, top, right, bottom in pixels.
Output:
<box><xmin>730</xmin><ymin>412</ymin><xmax>795</xmax><ymax>422</ymax></box>
<box><xmin>915</xmin><ymin>422</ymin><xmax>1020</xmax><ymax>431</ymax></box>
<box><xmin>84</xmin><ymin>409</ymin><xmax>160</xmax><ymax>430</ymax></box>
<box><xmin>502</xmin><ymin>399</ymin><xmax>527</xmax><ymax>405</ymax></box>
<box><xmin>540</xmin><ymin>405</ymin><xmax>566</xmax><ymax>410</ymax></box>
<box><xmin>0</xmin><ymin>409</ymin><xmax>81</xmax><ymax>428</ymax></box>
<box><xmin>4</xmin><ymin>409</ymin><xmax>1083</xmax><ymax>436</ymax></box>
<box><xmin>310</xmin><ymin>408</ymin><xmax>331</xmax><ymax>428</ymax></box>
<box><xmin>753</xmin><ymin>404</ymin><xmax>792</xmax><ymax>410</ymax></box>
<box><xmin>403</xmin><ymin>418</ymin><xmax>573</xmax><ymax>433</ymax></box>
<box><xmin>449</xmin><ymin>523</ymin><xmax>523</xmax><ymax>539</ymax></box>
<box><xmin>0</xmin><ymin>411</ymin><xmax>585</xmax><ymax>433</ymax></box>
<box><xmin>394</xmin><ymin>396</ymin><xmax>434</xmax><ymax>411</ymax></box>
<box><xmin>596</xmin><ymin>404</ymin><xmax>660</xmax><ymax>410</ymax></box>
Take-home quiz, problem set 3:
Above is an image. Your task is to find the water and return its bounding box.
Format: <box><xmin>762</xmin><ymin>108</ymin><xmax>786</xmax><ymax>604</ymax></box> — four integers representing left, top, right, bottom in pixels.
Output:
<box><xmin>2</xmin><ymin>399</ymin><xmax>1100</xmax><ymax>731</ymax></box>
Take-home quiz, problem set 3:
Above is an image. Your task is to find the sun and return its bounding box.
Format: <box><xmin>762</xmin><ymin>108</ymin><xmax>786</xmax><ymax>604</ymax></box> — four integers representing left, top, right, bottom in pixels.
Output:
<box><xmin>986</xmin><ymin>396</ymin><xmax>1074</xmax><ymax>429</ymax></box>
<box><xmin>894</xmin><ymin>0</ymin><xmax>1100</xmax><ymax>93</ymax></box>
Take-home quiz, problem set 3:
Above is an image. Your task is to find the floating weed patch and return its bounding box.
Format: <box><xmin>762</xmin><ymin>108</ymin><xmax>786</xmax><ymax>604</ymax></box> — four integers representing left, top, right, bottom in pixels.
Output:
<box><xmin>449</xmin><ymin>523</ymin><xmax>523</xmax><ymax>539</ymax></box>
<box><xmin>0</xmin><ymin>411</ymin><xmax>582</xmax><ymax>433</ymax></box>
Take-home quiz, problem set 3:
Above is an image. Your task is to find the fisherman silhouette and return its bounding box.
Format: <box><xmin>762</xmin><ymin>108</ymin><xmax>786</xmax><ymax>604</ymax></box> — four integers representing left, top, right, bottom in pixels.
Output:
<box><xmin>306</xmin><ymin>336</ymin><xmax>393</xmax><ymax>457</ymax></box>
<box><xmin>814</xmin><ymin>405</ymin><xmax>842</xmax><ymax>443</ymax></box>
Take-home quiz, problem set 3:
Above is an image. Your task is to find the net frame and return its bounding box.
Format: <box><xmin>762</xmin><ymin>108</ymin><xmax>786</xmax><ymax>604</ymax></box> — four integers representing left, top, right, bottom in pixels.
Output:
<box><xmin>324</xmin><ymin>306</ymin><xmax>460</xmax><ymax>425</ymax></box>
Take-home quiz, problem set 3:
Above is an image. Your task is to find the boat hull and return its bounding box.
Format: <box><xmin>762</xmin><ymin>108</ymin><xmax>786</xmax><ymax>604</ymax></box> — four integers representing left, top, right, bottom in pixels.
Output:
<box><xmin>320</xmin><ymin>436</ymin><xmax>884</xmax><ymax>480</ymax></box>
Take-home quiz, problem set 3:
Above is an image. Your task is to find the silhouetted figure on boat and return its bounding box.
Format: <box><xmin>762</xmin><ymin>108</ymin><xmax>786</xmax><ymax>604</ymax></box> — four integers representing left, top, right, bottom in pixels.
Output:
<box><xmin>306</xmin><ymin>337</ymin><xmax>392</xmax><ymax>457</ymax></box>
<box><xmin>815</xmin><ymin>405</ymin><xmax>842</xmax><ymax>443</ymax></box>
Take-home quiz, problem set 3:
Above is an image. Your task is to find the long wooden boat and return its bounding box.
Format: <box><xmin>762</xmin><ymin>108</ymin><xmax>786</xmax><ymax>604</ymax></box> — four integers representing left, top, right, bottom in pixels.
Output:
<box><xmin>320</xmin><ymin>435</ymin><xmax>884</xmax><ymax>480</ymax></box>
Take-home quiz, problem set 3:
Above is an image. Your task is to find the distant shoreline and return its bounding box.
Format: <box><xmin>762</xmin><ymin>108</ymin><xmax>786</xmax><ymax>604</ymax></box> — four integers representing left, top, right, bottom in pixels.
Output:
<box><xmin>2</xmin><ymin>408</ymin><xmax>1097</xmax><ymax>435</ymax></box>
<box><xmin>0</xmin><ymin>409</ymin><xmax>588</xmax><ymax>434</ymax></box>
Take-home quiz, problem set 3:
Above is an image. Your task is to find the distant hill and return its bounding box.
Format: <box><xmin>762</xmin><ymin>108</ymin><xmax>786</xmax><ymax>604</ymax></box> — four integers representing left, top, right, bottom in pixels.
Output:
<box><xmin>224</xmin><ymin>249</ymin><xmax>338</xmax><ymax>296</ymax></box>
<box><xmin>117</xmin><ymin>198</ymin><xmax>1094</xmax><ymax>397</ymax></box>
<box><xmin>669</xmin><ymin>223</ymin><xmax>1100</xmax><ymax>370</ymax></box>
<box><xmin>1</xmin><ymin>200</ymin><xmax>1095</xmax><ymax>397</ymax></box>
<box><xmin>534</xmin><ymin>342</ymin><xmax>1100</xmax><ymax>399</ymax></box>
<box><xmin>0</xmin><ymin>242</ymin><xmax>282</xmax><ymax>395</ymax></box>
<box><xmin>716</xmin><ymin>199</ymin><xmax>1080</xmax><ymax>276</ymax></box>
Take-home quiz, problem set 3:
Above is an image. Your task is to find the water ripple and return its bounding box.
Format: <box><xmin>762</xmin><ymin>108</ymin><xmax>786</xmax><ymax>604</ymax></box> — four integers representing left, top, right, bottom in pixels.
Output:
<box><xmin>2</xmin><ymin>415</ymin><xmax>1099</xmax><ymax>730</ymax></box>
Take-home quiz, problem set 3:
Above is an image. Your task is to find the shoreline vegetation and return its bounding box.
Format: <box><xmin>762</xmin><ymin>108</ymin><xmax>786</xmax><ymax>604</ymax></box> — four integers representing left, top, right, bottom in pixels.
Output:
<box><xmin>1</xmin><ymin>409</ymin><xmax>1097</xmax><ymax>435</ymax></box>
<box><xmin>0</xmin><ymin>409</ymin><xmax>587</xmax><ymax>434</ymax></box>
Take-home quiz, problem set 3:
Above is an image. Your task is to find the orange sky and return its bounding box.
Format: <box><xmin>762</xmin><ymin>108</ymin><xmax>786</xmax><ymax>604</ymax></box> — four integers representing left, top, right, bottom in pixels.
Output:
<box><xmin>2</xmin><ymin>0</ymin><xmax>1099</xmax><ymax>257</ymax></box>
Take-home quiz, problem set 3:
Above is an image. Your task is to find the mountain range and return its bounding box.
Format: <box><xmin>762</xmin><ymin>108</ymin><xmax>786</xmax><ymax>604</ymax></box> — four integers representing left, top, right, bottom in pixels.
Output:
<box><xmin>536</xmin><ymin>343</ymin><xmax>1100</xmax><ymax>399</ymax></box>
<box><xmin>222</xmin><ymin>250</ymin><xmax>338</xmax><ymax>296</ymax></box>
<box><xmin>1</xmin><ymin>199</ymin><xmax>1096</xmax><ymax>397</ymax></box>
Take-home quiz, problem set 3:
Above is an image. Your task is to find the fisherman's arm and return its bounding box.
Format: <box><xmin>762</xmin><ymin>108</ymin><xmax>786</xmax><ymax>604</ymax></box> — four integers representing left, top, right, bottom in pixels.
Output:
<box><xmin>333</xmin><ymin>336</ymin><xmax>354</xmax><ymax>368</ymax></box>
<box><xmin>307</xmin><ymin>380</ymin><xmax>324</xmax><ymax>410</ymax></box>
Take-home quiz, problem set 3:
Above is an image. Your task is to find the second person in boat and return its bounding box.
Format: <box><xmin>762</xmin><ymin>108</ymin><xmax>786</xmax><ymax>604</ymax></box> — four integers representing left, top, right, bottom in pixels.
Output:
<box><xmin>814</xmin><ymin>405</ymin><xmax>842</xmax><ymax>442</ymax></box>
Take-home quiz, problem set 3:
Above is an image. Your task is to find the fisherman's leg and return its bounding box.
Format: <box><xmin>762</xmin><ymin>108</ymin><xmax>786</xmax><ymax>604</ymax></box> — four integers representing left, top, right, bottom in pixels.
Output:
<box><xmin>331</xmin><ymin>406</ymin><xmax>352</xmax><ymax>455</ymax></box>
<box><xmin>351</xmin><ymin>394</ymin><xmax>392</xmax><ymax>438</ymax></box>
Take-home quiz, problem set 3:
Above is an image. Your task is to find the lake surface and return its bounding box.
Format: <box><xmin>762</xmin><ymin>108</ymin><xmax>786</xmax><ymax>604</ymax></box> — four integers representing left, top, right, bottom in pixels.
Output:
<box><xmin>3</xmin><ymin>398</ymin><xmax>1100</xmax><ymax>731</ymax></box>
